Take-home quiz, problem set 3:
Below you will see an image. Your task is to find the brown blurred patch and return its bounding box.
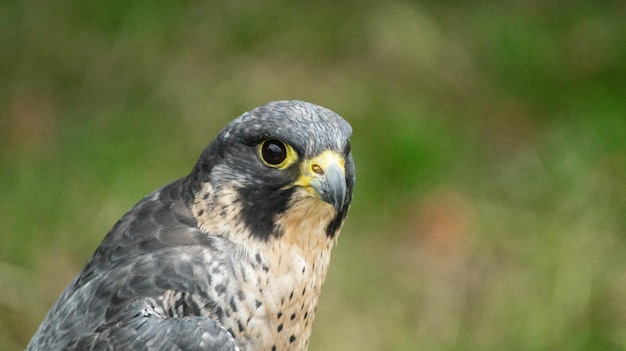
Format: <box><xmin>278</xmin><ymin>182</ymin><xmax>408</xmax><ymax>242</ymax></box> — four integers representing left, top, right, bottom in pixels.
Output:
<box><xmin>3</xmin><ymin>89</ymin><xmax>57</xmax><ymax>152</ymax></box>
<box><xmin>405</xmin><ymin>188</ymin><xmax>476</xmax><ymax>264</ymax></box>
<box><xmin>395</xmin><ymin>188</ymin><xmax>478</xmax><ymax>347</ymax></box>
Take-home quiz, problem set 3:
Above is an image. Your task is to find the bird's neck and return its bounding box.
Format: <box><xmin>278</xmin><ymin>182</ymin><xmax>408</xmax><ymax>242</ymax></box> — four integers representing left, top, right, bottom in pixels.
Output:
<box><xmin>191</xmin><ymin>182</ymin><xmax>342</xmax><ymax>350</ymax></box>
<box><xmin>238</xmin><ymin>196</ymin><xmax>338</xmax><ymax>351</ymax></box>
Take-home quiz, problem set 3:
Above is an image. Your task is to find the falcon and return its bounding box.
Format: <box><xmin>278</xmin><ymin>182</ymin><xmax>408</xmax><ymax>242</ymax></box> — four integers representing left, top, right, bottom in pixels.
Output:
<box><xmin>27</xmin><ymin>100</ymin><xmax>355</xmax><ymax>351</ymax></box>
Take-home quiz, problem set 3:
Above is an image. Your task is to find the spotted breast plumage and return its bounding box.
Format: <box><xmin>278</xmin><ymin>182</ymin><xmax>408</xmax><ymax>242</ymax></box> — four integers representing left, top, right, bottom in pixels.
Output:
<box><xmin>27</xmin><ymin>100</ymin><xmax>355</xmax><ymax>351</ymax></box>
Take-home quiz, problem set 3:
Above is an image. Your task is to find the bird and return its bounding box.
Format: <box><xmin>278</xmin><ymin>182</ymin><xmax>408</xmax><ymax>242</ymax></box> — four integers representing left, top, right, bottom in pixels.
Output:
<box><xmin>26</xmin><ymin>100</ymin><xmax>355</xmax><ymax>351</ymax></box>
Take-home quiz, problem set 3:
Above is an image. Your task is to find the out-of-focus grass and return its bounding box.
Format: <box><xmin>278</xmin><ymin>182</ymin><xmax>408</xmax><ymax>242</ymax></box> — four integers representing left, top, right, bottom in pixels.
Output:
<box><xmin>1</xmin><ymin>1</ymin><xmax>625</xmax><ymax>350</ymax></box>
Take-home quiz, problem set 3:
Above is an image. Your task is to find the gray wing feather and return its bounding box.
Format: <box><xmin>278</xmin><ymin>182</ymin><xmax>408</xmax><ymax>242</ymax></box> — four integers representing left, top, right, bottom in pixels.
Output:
<box><xmin>27</xmin><ymin>179</ymin><xmax>238</xmax><ymax>351</ymax></box>
<box><xmin>66</xmin><ymin>315</ymin><xmax>237</xmax><ymax>351</ymax></box>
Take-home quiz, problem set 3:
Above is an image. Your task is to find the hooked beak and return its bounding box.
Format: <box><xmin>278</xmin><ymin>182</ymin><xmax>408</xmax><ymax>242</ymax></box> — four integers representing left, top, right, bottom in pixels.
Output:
<box><xmin>293</xmin><ymin>150</ymin><xmax>347</xmax><ymax>212</ymax></box>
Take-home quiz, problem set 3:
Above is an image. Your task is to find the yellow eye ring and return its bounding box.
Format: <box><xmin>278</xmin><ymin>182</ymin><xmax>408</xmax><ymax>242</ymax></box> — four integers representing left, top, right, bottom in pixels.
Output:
<box><xmin>259</xmin><ymin>139</ymin><xmax>297</xmax><ymax>169</ymax></box>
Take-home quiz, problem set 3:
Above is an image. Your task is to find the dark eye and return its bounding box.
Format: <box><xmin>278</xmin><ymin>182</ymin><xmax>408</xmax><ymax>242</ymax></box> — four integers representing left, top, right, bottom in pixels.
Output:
<box><xmin>261</xmin><ymin>139</ymin><xmax>287</xmax><ymax>165</ymax></box>
<box><xmin>343</xmin><ymin>139</ymin><xmax>351</xmax><ymax>156</ymax></box>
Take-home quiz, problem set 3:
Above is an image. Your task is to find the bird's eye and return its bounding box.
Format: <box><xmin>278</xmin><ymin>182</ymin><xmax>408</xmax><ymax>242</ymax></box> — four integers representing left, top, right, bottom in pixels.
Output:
<box><xmin>259</xmin><ymin>139</ymin><xmax>297</xmax><ymax>169</ymax></box>
<box><xmin>262</xmin><ymin>140</ymin><xmax>286</xmax><ymax>165</ymax></box>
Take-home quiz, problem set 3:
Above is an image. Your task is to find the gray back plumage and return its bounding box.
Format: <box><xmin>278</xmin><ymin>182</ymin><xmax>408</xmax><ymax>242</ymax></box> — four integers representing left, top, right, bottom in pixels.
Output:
<box><xmin>28</xmin><ymin>180</ymin><xmax>239</xmax><ymax>350</ymax></box>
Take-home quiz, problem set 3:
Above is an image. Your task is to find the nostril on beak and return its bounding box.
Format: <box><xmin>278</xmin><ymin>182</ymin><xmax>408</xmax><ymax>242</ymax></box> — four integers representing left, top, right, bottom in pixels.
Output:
<box><xmin>312</xmin><ymin>164</ymin><xmax>324</xmax><ymax>175</ymax></box>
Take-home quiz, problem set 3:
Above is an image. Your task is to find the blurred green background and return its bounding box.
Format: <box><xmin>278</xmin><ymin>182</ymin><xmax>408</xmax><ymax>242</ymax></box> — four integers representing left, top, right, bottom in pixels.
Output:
<box><xmin>1</xmin><ymin>1</ymin><xmax>625</xmax><ymax>350</ymax></box>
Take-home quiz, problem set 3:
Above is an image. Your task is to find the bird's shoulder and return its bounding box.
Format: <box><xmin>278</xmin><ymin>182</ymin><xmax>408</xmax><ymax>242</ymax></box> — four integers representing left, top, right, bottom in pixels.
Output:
<box><xmin>28</xmin><ymin>178</ymin><xmax>243</xmax><ymax>350</ymax></box>
<box><xmin>76</xmin><ymin>178</ymin><xmax>218</xmax><ymax>278</ymax></box>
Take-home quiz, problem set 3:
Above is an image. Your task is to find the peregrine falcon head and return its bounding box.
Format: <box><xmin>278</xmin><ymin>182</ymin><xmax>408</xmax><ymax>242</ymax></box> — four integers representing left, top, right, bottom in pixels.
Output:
<box><xmin>185</xmin><ymin>100</ymin><xmax>354</xmax><ymax>244</ymax></box>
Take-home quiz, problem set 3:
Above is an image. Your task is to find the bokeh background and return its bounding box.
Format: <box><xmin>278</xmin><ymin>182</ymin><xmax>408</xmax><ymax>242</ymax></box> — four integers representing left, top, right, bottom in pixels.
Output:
<box><xmin>2</xmin><ymin>1</ymin><xmax>625</xmax><ymax>350</ymax></box>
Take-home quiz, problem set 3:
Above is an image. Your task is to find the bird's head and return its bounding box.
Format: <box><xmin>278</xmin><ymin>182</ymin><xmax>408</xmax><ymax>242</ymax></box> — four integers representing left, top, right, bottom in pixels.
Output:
<box><xmin>185</xmin><ymin>100</ymin><xmax>354</xmax><ymax>244</ymax></box>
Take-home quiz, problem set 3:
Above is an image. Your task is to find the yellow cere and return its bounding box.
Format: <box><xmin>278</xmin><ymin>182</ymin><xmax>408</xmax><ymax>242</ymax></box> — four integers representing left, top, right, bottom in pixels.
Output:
<box><xmin>294</xmin><ymin>150</ymin><xmax>346</xmax><ymax>188</ymax></box>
